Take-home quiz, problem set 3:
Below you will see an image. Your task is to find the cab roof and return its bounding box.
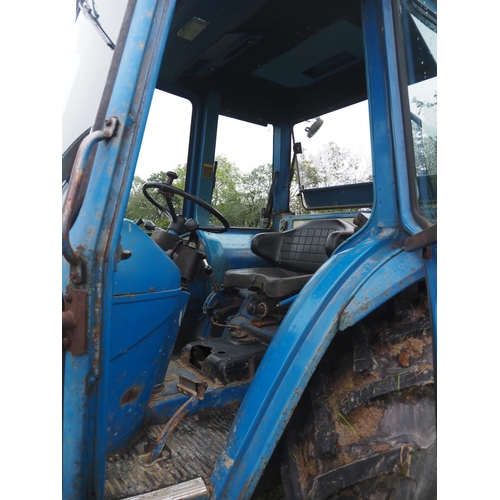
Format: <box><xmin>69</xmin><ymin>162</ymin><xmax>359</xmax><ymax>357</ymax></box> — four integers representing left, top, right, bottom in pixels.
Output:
<box><xmin>157</xmin><ymin>0</ymin><xmax>367</xmax><ymax>125</ymax></box>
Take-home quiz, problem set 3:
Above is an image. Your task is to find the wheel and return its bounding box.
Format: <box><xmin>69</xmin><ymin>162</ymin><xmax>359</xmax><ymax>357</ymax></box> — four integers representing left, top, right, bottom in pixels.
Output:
<box><xmin>142</xmin><ymin>180</ymin><xmax>230</xmax><ymax>233</ymax></box>
<box><xmin>281</xmin><ymin>286</ymin><xmax>436</xmax><ymax>500</ymax></box>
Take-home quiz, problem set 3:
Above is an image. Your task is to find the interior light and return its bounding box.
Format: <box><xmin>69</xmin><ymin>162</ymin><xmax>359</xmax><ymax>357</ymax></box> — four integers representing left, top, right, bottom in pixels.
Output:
<box><xmin>177</xmin><ymin>17</ymin><xmax>209</xmax><ymax>41</ymax></box>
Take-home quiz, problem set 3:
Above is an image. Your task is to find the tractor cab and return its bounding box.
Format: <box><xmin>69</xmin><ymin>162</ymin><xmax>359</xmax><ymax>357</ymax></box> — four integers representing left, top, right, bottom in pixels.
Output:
<box><xmin>62</xmin><ymin>0</ymin><xmax>437</xmax><ymax>498</ymax></box>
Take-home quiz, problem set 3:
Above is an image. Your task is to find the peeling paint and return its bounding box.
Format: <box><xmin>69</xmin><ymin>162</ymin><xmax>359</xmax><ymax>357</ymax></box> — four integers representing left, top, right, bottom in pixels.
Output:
<box><xmin>221</xmin><ymin>453</ymin><xmax>234</xmax><ymax>469</ymax></box>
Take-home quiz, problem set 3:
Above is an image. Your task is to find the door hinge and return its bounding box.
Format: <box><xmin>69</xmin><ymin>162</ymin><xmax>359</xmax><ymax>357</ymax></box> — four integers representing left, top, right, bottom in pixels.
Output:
<box><xmin>62</xmin><ymin>288</ymin><xmax>88</xmax><ymax>355</ymax></box>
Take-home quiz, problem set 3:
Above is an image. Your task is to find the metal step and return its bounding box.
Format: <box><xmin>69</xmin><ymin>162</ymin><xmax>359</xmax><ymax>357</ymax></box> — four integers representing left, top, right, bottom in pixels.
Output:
<box><xmin>105</xmin><ymin>405</ymin><xmax>238</xmax><ymax>500</ymax></box>
<box><xmin>123</xmin><ymin>477</ymin><xmax>208</xmax><ymax>499</ymax></box>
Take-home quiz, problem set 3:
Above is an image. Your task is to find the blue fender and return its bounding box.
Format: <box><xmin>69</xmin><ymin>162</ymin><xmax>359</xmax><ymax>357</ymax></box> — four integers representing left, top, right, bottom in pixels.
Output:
<box><xmin>339</xmin><ymin>243</ymin><xmax>425</xmax><ymax>330</ymax></box>
<box><xmin>210</xmin><ymin>228</ymin><xmax>427</xmax><ymax>498</ymax></box>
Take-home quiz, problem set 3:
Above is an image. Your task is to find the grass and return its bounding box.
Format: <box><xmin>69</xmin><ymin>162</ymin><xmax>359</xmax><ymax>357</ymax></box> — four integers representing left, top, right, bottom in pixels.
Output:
<box><xmin>338</xmin><ymin>410</ymin><xmax>358</xmax><ymax>436</ymax></box>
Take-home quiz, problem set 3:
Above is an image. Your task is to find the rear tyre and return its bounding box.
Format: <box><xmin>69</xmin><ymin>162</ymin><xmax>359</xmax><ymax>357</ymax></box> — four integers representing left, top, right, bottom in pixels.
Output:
<box><xmin>281</xmin><ymin>287</ymin><xmax>436</xmax><ymax>500</ymax></box>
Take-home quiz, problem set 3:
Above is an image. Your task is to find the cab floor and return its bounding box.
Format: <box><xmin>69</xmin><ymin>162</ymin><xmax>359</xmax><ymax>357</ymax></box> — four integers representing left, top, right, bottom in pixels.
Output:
<box><xmin>104</xmin><ymin>404</ymin><xmax>239</xmax><ymax>500</ymax></box>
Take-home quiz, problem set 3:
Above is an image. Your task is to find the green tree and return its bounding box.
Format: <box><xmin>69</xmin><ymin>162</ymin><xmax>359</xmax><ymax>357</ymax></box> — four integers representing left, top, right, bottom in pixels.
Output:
<box><xmin>238</xmin><ymin>163</ymin><xmax>272</xmax><ymax>227</ymax></box>
<box><xmin>210</xmin><ymin>157</ymin><xmax>271</xmax><ymax>228</ymax></box>
<box><xmin>310</xmin><ymin>141</ymin><xmax>371</xmax><ymax>186</ymax></box>
<box><xmin>210</xmin><ymin>156</ymin><xmax>243</xmax><ymax>225</ymax></box>
<box><xmin>125</xmin><ymin>174</ymin><xmax>158</xmax><ymax>225</ymax></box>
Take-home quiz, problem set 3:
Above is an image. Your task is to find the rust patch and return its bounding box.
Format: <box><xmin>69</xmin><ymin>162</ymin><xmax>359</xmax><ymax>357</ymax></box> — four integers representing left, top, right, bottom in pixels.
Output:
<box><xmin>121</xmin><ymin>385</ymin><xmax>143</xmax><ymax>405</ymax></box>
<box><xmin>398</xmin><ymin>350</ymin><xmax>410</xmax><ymax>367</ymax></box>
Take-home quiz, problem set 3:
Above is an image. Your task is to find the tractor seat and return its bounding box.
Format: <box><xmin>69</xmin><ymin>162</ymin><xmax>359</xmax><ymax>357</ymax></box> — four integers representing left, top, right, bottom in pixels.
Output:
<box><xmin>223</xmin><ymin>219</ymin><xmax>354</xmax><ymax>298</ymax></box>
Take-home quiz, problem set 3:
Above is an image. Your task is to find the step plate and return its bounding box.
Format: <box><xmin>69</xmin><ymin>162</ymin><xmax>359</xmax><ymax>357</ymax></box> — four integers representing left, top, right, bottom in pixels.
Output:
<box><xmin>124</xmin><ymin>477</ymin><xmax>207</xmax><ymax>499</ymax></box>
<box><xmin>105</xmin><ymin>405</ymin><xmax>238</xmax><ymax>500</ymax></box>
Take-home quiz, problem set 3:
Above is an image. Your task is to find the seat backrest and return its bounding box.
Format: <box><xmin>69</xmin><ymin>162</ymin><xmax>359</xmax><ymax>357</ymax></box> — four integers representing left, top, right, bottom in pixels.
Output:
<box><xmin>251</xmin><ymin>219</ymin><xmax>354</xmax><ymax>273</ymax></box>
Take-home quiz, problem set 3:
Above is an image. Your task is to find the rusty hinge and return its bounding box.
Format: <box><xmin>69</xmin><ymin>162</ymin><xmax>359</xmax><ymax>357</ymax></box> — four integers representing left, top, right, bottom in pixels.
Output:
<box><xmin>62</xmin><ymin>287</ymin><xmax>88</xmax><ymax>355</ymax></box>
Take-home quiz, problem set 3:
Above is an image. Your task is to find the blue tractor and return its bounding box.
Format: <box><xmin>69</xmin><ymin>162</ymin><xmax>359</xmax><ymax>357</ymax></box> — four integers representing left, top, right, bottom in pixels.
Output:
<box><xmin>62</xmin><ymin>0</ymin><xmax>437</xmax><ymax>498</ymax></box>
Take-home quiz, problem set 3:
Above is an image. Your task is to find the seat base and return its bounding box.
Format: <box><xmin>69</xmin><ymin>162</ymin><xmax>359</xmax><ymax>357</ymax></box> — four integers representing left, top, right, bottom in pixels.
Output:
<box><xmin>223</xmin><ymin>267</ymin><xmax>311</xmax><ymax>298</ymax></box>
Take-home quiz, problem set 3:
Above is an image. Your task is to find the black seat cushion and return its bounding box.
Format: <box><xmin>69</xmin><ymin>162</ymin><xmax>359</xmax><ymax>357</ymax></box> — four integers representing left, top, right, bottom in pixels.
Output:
<box><xmin>251</xmin><ymin>219</ymin><xmax>354</xmax><ymax>273</ymax></box>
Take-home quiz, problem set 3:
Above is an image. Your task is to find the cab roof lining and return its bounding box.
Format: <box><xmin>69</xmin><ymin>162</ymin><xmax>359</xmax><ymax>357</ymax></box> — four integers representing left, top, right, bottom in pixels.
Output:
<box><xmin>157</xmin><ymin>0</ymin><xmax>366</xmax><ymax>125</ymax></box>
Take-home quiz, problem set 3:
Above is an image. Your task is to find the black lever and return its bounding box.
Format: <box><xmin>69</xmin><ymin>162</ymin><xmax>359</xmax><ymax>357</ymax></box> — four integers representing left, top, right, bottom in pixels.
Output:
<box><xmin>200</xmin><ymin>252</ymin><xmax>221</xmax><ymax>292</ymax></box>
<box><xmin>157</xmin><ymin>171</ymin><xmax>179</xmax><ymax>222</ymax></box>
<box><xmin>165</xmin><ymin>171</ymin><xmax>178</xmax><ymax>185</ymax></box>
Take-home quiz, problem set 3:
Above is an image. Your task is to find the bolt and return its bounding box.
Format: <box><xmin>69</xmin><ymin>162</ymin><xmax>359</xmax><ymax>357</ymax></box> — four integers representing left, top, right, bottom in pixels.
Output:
<box><xmin>64</xmin><ymin>293</ymin><xmax>72</xmax><ymax>303</ymax></box>
<box><xmin>62</xmin><ymin>337</ymin><xmax>71</xmax><ymax>349</ymax></box>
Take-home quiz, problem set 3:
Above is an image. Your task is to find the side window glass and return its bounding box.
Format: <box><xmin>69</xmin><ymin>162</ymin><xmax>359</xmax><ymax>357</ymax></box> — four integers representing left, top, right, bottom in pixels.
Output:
<box><xmin>403</xmin><ymin>1</ymin><xmax>437</xmax><ymax>223</ymax></box>
<box><xmin>62</xmin><ymin>0</ymin><xmax>129</xmax><ymax>182</ymax></box>
<box><xmin>126</xmin><ymin>90</ymin><xmax>192</xmax><ymax>229</ymax></box>
<box><xmin>213</xmin><ymin>117</ymin><xmax>273</xmax><ymax>228</ymax></box>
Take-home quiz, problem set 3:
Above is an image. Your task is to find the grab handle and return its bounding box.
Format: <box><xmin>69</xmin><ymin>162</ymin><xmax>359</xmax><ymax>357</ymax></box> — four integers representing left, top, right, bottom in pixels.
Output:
<box><xmin>62</xmin><ymin>117</ymin><xmax>118</xmax><ymax>283</ymax></box>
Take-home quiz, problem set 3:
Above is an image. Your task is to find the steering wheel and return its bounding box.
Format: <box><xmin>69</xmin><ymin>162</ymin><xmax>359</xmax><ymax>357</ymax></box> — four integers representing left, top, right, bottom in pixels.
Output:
<box><xmin>142</xmin><ymin>179</ymin><xmax>229</xmax><ymax>234</ymax></box>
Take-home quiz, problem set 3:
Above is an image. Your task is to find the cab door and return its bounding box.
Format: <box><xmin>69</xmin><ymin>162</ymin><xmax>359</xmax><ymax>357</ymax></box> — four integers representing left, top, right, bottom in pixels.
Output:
<box><xmin>62</xmin><ymin>1</ymin><xmax>177</xmax><ymax>497</ymax></box>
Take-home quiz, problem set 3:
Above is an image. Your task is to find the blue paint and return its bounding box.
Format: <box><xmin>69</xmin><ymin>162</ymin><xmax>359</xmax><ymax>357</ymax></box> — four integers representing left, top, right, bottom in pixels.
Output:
<box><xmin>90</xmin><ymin>0</ymin><xmax>179</xmax><ymax>494</ymax></box>
<box><xmin>199</xmin><ymin>228</ymin><xmax>270</xmax><ymax>284</ymax></box>
<box><xmin>114</xmin><ymin>220</ymin><xmax>181</xmax><ymax>294</ymax></box>
<box><xmin>381</xmin><ymin>0</ymin><xmax>422</xmax><ymax>236</ymax></box>
<box><xmin>362</xmin><ymin>0</ymin><xmax>399</xmax><ymax>229</ymax></box>
<box><xmin>106</xmin><ymin>221</ymin><xmax>187</xmax><ymax>451</ymax></box>
<box><xmin>272</xmin><ymin>123</ymin><xmax>292</xmax><ymax>224</ymax></box>
<box><xmin>339</xmin><ymin>246</ymin><xmax>425</xmax><ymax>330</ymax></box>
<box><xmin>422</xmin><ymin>244</ymin><xmax>437</xmax><ymax>364</ymax></box>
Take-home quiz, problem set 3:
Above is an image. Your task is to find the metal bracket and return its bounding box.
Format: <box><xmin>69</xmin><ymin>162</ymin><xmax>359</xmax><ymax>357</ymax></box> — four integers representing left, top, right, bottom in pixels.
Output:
<box><xmin>177</xmin><ymin>375</ymin><xmax>207</xmax><ymax>400</ymax></box>
<box><xmin>140</xmin><ymin>395</ymin><xmax>198</xmax><ymax>466</ymax></box>
<box><xmin>405</xmin><ymin>224</ymin><xmax>437</xmax><ymax>259</ymax></box>
<box><xmin>139</xmin><ymin>376</ymin><xmax>207</xmax><ymax>466</ymax></box>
